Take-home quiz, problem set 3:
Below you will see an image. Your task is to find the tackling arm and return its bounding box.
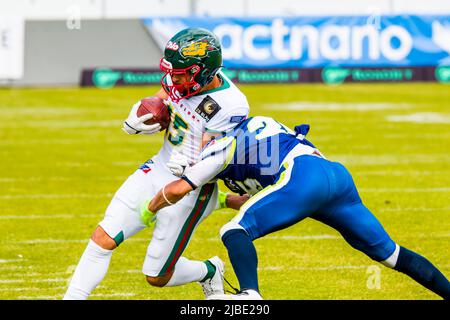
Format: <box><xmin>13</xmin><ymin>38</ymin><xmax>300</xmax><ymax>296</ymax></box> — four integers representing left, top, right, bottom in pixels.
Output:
<box><xmin>148</xmin><ymin>179</ymin><xmax>193</xmax><ymax>213</ymax></box>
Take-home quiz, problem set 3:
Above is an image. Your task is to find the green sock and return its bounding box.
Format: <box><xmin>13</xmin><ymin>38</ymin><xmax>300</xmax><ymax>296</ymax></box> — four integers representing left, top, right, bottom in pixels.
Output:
<box><xmin>200</xmin><ymin>260</ymin><xmax>216</xmax><ymax>282</ymax></box>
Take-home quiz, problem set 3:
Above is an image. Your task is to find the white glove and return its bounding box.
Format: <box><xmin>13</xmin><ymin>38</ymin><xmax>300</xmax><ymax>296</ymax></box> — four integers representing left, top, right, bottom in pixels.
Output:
<box><xmin>122</xmin><ymin>100</ymin><xmax>162</xmax><ymax>135</ymax></box>
<box><xmin>167</xmin><ymin>152</ymin><xmax>190</xmax><ymax>177</ymax></box>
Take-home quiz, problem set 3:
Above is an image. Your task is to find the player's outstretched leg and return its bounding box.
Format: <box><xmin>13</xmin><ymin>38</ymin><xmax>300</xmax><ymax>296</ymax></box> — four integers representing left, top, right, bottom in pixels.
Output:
<box><xmin>390</xmin><ymin>245</ymin><xmax>450</xmax><ymax>299</ymax></box>
<box><xmin>63</xmin><ymin>226</ymin><xmax>116</xmax><ymax>300</ymax></box>
<box><xmin>219</xmin><ymin>222</ymin><xmax>262</xmax><ymax>299</ymax></box>
<box><xmin>311</xmin><ymin>158</ymin><xmax>450</xmax><ymax>299</ymax></box>
<box><xmin>64</xmin><ymin>196</ymin><xmax>146</xmax><ymax>300</ymax></box>
<box><xmin>316</xmin><ymin>190</ymin><xmax>450</xmax><ymax>299</ymax></box>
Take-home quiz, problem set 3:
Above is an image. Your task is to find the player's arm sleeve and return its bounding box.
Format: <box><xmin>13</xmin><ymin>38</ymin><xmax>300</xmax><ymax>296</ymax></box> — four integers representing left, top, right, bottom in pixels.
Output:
<box><xmin>182</xmin><ymin>151</ymin><xmax>226</xmax><ymax>189</ymax></box>
<box><xmin>205</xmin><ymin>106</ymin><xmax>249</xmax><ymax>134</ymax></box>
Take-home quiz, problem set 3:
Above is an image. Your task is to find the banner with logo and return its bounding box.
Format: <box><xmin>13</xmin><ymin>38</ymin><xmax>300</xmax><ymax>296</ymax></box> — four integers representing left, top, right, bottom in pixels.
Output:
<box><xmin>0</xmin><ymin>17</ymin><xmax>25</xmax><ymax>79</ymax></box>
<box><xmin>142</xmin><ymin>15</ymin><xmax>450</xmax><ymax>69</ymax></box>
<box><xmin>80</xmin><ymin>66</ymin><xmax>450</xmax><ymax>88</ymax></box>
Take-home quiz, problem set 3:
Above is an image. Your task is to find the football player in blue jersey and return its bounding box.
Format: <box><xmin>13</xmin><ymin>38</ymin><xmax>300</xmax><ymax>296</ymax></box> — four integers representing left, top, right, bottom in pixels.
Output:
<box><xmin>141</xmin><ymin>116</ymin><xmax>450</xmax><ymax>300</ymax></box>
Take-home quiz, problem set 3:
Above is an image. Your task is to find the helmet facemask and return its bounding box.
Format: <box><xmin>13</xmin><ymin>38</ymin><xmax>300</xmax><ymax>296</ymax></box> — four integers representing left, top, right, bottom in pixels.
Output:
<box><xmin>160</xmin><ymin>58</ymin><xmax>202</xmax><ymax>103</ymax></box>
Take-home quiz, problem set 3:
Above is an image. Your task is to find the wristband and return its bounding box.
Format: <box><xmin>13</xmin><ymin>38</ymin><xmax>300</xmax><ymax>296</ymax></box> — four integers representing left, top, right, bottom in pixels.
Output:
<box><xmin>218</xmin><ymin>190</ymin><xmax>228</xmax><ymax>209</ymax></box>
<box><xmin>162</xmin><ymin>186</ymin><xmax>174</xmax><ymax>205</ymax></box>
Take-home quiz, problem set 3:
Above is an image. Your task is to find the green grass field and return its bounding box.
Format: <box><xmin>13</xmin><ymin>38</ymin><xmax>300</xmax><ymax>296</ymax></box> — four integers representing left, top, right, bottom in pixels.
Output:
<box><xmin>0</xmin><ymin>83</ymin><xmax>449</xmax><ymax>300</ymax></box>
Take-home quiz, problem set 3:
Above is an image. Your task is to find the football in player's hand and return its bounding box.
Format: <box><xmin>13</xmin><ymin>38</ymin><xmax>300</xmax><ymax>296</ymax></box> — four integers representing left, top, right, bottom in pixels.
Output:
<box><xmin>137</xmin><ymin>97</ymin><xmax>170</xmax><ymax>131</ymax></box>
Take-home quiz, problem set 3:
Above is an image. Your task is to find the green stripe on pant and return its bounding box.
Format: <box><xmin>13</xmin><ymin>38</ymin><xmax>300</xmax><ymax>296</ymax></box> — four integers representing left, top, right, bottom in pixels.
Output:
<box><xmin>158</xmin><ymin>183</ymin><xmax>215</xmax><ymax>277</ymax></box>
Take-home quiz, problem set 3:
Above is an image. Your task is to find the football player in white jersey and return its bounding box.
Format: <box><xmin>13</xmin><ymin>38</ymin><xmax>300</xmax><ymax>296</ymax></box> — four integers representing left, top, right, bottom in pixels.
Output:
<box><xmin>63</xmin><ymin>28</ymin><xmax>250</xmax><ymax>300</ymax></box>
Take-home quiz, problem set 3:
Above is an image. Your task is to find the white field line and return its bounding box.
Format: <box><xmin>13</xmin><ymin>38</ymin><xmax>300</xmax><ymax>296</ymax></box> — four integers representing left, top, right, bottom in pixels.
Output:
<box><xmin>0</xmin><ymin>286</ymin><xmax>66</xmax><ymax>292</ymax></box>
<box><xmin>387</xmin><ymin>113</ymin><xmax>450</xmax><ymax>124</ymax></box>
<box><xmin>380</xmin><ymin>207</ymin><xmax>450</xmax><ymax>212</ymax></box>
<box><xmin>1</xmin><ymin>186</ymin><xmax>448</xmax><ymax>201</ymax></box>
<box><xmin>1</xmin><ymin>206</ymin><xmax>447</xmax><ymax>221</ymax></box>
<box><xmin>0</xmin><ymin>259</ymin><xmax>24</xmax><ymax>264</ymax></box>
<box><xmin>0</xmin><ymin>214</ymin><xmax>100</xmax><ymax>220</ymax></box>
<box><xmin>0</xmin><ymin>266</ymin><xmax>25</xmax><ymax>271</ymax></box>
<box><xmin>11</xmin><ymin>238</ymin><xmax>150</xmax><ymax>245</ymax></box>
<box><xmin>0</xmin><ymin>278</ymin><xmax>67</xmax><ymax>284</ymax></box>
<box><xmin>259</xmin><ymin>265</ymin><xmax>371</xmax><ymax>271</ymax></box>
<box><xmin>6</xmin><ymin>232</ymin><xmax>450</xmax><ymax>246</ymax></box>
<box><xmin>360</xmin><ymin>187</ymin><xmax>450</xmax><ymax>193</ymax></box>
<box><xmin>263</xmin><ymin>102</ymin><xmax>410</xmax><ymax>111</ymax></box>
<box><xmin>0</xmin><ymin>161</ymin><xmax>139</xmax><ymax>168</ymax></box>
<box><xmin>359</xmin><ymin>170</ymin><xmax>450</xmax><ymax>176</ymax></box>
<box><xmin>332</xmin><ymin>154</ymin><xmax>449</xmax><ymax>165</ymax></box>
<box><xmin>265</xmin><ymin>235</ymin><xmax>339</xmax><ymax>240</ymax></box>
<box><xmin>205</xmin><ymin>234</ymin><xmax>339</xmax><ymax>242</ymax></box>
<box><xmin>0</xmin><ymin>193</ymin><xmax>113</xmax><ymax>200</ymax></box>
<box><xmin>0</xmin><ymin>176</ymin><xmax>126</xmax><ymax>182</ymax></box>
<box><xmin>18</xmin><ymin>292</ymin><xmax>136</xmax><ymax>300</ymax></box>
<box><xmin>23</xmin><ymin>120</ymin><xmax>121</xmax><ymax>128</ymax></box>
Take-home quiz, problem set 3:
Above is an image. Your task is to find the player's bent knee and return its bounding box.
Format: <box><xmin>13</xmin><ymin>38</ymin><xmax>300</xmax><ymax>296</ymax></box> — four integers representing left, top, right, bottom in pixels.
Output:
<box><xmin>146</xmin><ymin>271</ymin><xmax>173</xmax><ymax>287</ymax></box>
<box><xmin>220</xmin><ymin>221</ymin><xmax>246</xmax><ymax>239</ymax></box>
<box><xmin>91</xmin><ymin>226</ymin><xmax>117</xmax><ymax>251</ymax></box>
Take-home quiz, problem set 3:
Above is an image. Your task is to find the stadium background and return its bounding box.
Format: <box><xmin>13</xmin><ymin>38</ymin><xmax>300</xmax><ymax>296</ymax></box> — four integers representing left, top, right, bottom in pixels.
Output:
<box><xmin>0</xmin><ymin>0</ymin><xmax>449</xmax><ymax>299</ymax></box>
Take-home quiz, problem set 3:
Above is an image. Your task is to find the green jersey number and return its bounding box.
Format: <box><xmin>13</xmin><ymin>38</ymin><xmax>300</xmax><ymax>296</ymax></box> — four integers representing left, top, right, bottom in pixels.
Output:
<box><xmin>168</xmin><ymin>112</ymin><xmax>189</xmax><ymax>146</ymax></box>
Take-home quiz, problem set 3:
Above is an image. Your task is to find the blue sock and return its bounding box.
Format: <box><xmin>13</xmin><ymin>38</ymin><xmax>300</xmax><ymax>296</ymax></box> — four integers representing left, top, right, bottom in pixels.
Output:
<box><xmin>221</xmin><ymin>228</ymin><xmax>259</xmax><ymax>292</ymax></box>
<box><xmin>394</xmin><ymin>246</ymin><xmax>450</xmax><ymax>299</ymax></box>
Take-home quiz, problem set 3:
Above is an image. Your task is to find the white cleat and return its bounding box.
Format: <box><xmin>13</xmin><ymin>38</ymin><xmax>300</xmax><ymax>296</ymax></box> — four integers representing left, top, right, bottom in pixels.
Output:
<box><xmin>200</xmin><ymin>256</ymin><xmax>225</xmax><ymax>299</ymax></box>
<box><xmin>208</xmin><ymin>289</ymin><xmax>263</xmax><ymax>300</ymax></box>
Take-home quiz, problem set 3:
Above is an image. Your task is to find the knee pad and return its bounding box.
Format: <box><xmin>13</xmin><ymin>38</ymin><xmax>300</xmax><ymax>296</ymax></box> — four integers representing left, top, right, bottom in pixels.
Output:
<box><xmin>220</xmin><ymin>221</ymin><xmax>247</xmax><ymax>239</ymax></box>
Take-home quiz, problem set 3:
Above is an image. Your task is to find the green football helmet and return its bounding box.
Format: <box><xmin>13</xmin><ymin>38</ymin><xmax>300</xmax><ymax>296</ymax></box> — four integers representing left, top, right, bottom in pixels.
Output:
<box><xmin>160</xmin><ymin>28</ymin><xmax>222</xmax><ymax>102</ymax></box>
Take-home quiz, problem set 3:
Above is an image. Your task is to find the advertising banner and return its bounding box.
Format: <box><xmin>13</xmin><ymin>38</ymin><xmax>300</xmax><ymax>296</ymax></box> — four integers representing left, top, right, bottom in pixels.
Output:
<box><xmin>81</xmin><ymin>66</ymin><xmax>449</xmax><ymax>88</ymax></box>
<box><xmin>142</xmin><ymin>16</ymin><xmax>450</xmax><ymax>69</ymax></box>
<box><xmin>0</xmin><ymin>17</ymin><xmax>25</xmax><ymax>79</ymax></box>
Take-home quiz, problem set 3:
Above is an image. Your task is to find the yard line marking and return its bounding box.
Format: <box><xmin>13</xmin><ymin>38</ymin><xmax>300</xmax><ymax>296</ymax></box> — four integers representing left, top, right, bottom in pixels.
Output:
<box><xmin>263</xmin><ymin>102</ymin><xmax>410</xmax><ymax>111</ymax></box>
<box><xmin>265</xmin><ymin>235</ymin><xmax>340</xmax><ymax>240</ymax></box>
<box><xmin>0</xmin><ymin>176</ymin><xmax>126</xmax><ymax>182</ymax></box>
<box><xmin>359</xmin><ymin>170</ymin><xmax>450</xmax><ymax>176</ymax></box>
<box><xmin>18</xmin><ymin>292</ymin><xmax>136</xmax><ymax>300</ymax></box>
<box><xmin>0</xmin><ymin>279</ymin><xmax>24</xmax><ymax>283</ymax></box>
<box><xmin>8</xmin><ymin>232</ymin><xmax>450</xmax><ymax>246</ymax></box>
<box><xmin>387</xmin><ymin>112</ymin><xmax>450</xmax><ymax>124</ymax></box>
<box><xmin>360</xmin><ymin>187</ymin><xmax>450</xmax><ymax>193</ymax></box>
<box><xmin>0</xmin><ymin>259</ymin><xmax>24</xmax><ymax>264</ymax></box>
<box><xmin>2</xmin><ymin>188</ymin><xmax>440</xmax><ymax>200</ymax></box>
<box><xmin>381</xmin><ymin>207</ymin><xmax>450</xmax><ymax>212</ymax></box>
<box><xmin>12</xmin><ymin>238</ymin><xmax>150</xmax><ymax>245</ymax></box>
<box><xmin>18</xmin><ymin>295</ymin><xmax>62</xmax><ymax>300</ymax></box>
<box><xmin>90</xmin><ymin>293</ymin><xmax>136</xmax><ymax>297</ymax></box>
<box><xmin>0</xmin><ymin>286</ymin><xmax>66</xmax><ymax>292</ymax></box>
<box><xmin>260</xmin><ymin>265</ymin><xmax>371</xmax><ymax>271</ymax></box>
<box><xmin>0</xmin><ymin>193</ymin><xmax>113</xmax><ymax>200</ymax></box>
<box><xmin>333</xmin><ymin>154</ymin><xmax>449</xmax><ymax>165</ymax></box>
<box><xmin>206</xmin><ymin>234</ymin><xmax>341</xmax><ymax>241</ymax></box>
<box><xmin>23</xmin><ymin>120</ymin><xmax>121</xmax><ymax>129</ymax></box>
<box><xmin>0</xmin><ymin>214</ymin><xmax>100</xmax><ymax>220</ymax></box>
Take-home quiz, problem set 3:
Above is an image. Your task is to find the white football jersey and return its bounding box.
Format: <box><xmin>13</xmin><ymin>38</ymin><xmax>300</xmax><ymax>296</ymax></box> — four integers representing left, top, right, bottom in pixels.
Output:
<box><xmin>154</xmin><ymin>71</ymin><xmax>249</xmax><ymax>168</ymax></box>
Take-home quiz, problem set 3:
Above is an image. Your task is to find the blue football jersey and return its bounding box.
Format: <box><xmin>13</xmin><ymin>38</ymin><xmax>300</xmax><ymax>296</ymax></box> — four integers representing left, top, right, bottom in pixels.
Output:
<box><xmin>202</xmin><ymin>116</ymin><xmax>320</xmax><ymax>195</ymax></box>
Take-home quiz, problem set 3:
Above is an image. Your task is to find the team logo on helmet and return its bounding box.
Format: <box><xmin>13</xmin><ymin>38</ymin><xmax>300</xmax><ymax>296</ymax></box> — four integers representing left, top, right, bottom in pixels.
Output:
<box><xmin>181</xmin><ymin>41</ymin><xmax>209</xmax><ymax>57</ymax></box>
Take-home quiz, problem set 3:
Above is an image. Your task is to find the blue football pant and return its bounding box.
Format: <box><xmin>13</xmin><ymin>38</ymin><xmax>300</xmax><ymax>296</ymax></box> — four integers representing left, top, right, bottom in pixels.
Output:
<box><xmin>235</xmin><ymin>155</ymin><xmax>397</xmax><ymax>262</ymax></box>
